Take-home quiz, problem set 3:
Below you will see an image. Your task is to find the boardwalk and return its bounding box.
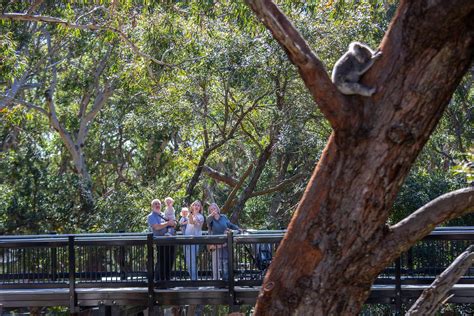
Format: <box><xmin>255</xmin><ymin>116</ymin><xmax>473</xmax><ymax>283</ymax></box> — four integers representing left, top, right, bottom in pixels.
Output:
<box><xmin>1</xmin><ymin>228</ymin><xmax>474</xmax><ymax>314</ymax></box>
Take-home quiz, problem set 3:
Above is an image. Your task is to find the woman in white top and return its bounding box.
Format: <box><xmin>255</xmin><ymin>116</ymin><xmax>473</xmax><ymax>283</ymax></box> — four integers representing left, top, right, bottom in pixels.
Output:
<box><xmin>184</xmin><ymin>200</ymin><xmax>204</xmax><ymax>280</ymax></box>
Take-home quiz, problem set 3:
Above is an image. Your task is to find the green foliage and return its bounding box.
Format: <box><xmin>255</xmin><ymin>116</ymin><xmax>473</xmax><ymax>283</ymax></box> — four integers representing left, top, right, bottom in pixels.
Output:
<box><xmin>452</xmin><ymin>151</ymin><xmax>474</xmax><ymax>184</ymax></box>
<box><xmin>0</xmin><ymin>0</ymin><xmax>471</xmax><ymax>236</ymax></box>
<box><xmin>390</xmin><ymin>169</ymin><xmax>465</xmax><ymax>225</ymax></box>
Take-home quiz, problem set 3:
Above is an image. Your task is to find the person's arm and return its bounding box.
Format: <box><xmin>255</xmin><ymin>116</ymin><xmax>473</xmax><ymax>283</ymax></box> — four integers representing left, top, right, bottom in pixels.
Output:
<box><xmin>151</xmin><ymin>222</ymin><xmax>172</xmax><ymax>230</ymax></box>
<box><xmin>224</xmin><ymin>216</ymin><xmax>241</xmax><ymax>231</ymax></box>
<box><xmin>148</xmin><ymin>214</ymin><xmax>174</xmax><ymax>230</ymax></box>
<box><xmin>206</xmin><ymin>215</ymin><xmax>214</xmax><ymax>233</ymax></box>
<box><xmin>193</xmin><ymin>214</ymin><xmax>204</xmax><ymax>228</ymax></box>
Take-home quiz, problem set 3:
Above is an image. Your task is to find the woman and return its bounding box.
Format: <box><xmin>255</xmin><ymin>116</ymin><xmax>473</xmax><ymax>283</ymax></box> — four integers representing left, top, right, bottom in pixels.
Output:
<box><xmin>206</xmin><ymin>203</ymin><xmax>242</xmax><ymax>280</ymax></box>
<box><xmin>184</xmin><ymin>200</ymin><xmax>204</xmax><ymax>280</ymax></box>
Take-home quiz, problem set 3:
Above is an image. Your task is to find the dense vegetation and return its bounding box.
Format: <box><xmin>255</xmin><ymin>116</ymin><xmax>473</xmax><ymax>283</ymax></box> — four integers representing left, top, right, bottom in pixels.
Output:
<box><xmin>0</xmin><ymin>1</ymin><xmax>472</xmax><ymax>236</ymax></box>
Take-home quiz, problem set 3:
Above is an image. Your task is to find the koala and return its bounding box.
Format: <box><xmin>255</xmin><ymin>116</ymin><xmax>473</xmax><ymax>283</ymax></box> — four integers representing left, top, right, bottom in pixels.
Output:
<box><xmin>331</xmin><ymin>42</ymin><xmax>382</xmax><ymax>97</ymax></box>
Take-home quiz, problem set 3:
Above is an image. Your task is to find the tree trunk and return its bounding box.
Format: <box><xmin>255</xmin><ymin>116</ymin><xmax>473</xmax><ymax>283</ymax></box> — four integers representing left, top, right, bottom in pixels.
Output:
<box><xmin>230</xmin><ymin>137</ymin><xmax>276</xmax><ymax>223</ymax></box>
<box><xmin>185</xmin><ymin>151</ymin><xmax>210</xmax><ymax>205</ymax></box>
<box><xmin>69</xmin><ymin>147</ymin><xmax>95</xmax><ymax>215</ymax></box>
<box><xmin>268</xmin><ymin>153</ymin><xmax>291</xmax><ymax>227</ymax></box>
<box><xmin>246</xmin><ymin>0</ymin><xmax>474</xmax><ymax>314</ymax></box>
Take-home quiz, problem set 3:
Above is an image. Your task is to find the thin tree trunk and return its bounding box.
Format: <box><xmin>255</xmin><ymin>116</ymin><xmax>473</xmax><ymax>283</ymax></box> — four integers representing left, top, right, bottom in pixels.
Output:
<box><xmin>268</xmin><ymin>153</ymin><xmax>291</xmax><ymax>226</ymax></box>
<box><xmin>230</xmin><ymin>138</ymin><xmax>276</xmax><ymax>223</ymax></box>
<box><xmin>185</xmin><ymin>151</ymin><xmax>210</xmax><ymax>205</ymax></box>
<box><xmin>406</xmin><ymin>246</ymin><xmax>474</xmax><ymax>316</ymax></box>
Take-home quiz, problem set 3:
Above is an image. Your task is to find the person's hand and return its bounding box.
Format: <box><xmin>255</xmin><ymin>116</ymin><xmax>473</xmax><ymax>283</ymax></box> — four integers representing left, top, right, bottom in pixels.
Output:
<box><xmin>207</xmin><ymin>245</ymin><xmax>216</xmax><ymax>251</ymax></box>
<box><xmin>168</xmin><ymin>221</ymin><xmax>176</xmax><ymax>227</ymax></box>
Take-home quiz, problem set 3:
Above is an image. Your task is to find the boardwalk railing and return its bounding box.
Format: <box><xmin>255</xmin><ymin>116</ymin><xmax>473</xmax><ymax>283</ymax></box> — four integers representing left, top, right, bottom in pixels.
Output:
<box><xmin>0</xmin><ymin>228</ymin><xmax>473</xmax><ymax>310</ymax></box>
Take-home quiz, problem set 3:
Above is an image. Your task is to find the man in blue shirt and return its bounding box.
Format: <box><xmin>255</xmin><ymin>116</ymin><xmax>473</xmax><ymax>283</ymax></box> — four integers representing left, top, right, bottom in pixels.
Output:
<box><xmin>147</xmin><ymin>199</ymin><xmax>176</xmax><ymax>284</ymax></box>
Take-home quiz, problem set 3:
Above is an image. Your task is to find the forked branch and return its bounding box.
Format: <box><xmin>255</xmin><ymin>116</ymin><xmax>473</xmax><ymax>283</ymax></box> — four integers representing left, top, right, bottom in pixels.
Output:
<box><xmin>245</xmin><ymin>0</ymin><xmax>348</xmax><ymax>129</ymax></box>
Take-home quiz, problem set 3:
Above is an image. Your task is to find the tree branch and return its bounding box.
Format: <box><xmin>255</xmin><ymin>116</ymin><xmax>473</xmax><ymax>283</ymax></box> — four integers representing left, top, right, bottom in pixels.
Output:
<box><xmin>221</xmin><ymin>163</ymin><xmax>255</xmax><ymax>214</ymax></box>
<box><xmin>207</xmin><ymin>90</ymin><xmax>268</xmax><ymax>153</ymax></box>
<box><xmin>44</xmin><ymin>90</ymin><xmax>78</xmax><ymax>161</ymax></box>
<box><xmin>382</xmin><ymin>187</ymin><xmax>474</xmax><ymax>256</ymax></box>
<box><xmin>244</xmin><ymin>0</ymin><xmax>349</xmax><ymax>129</ymax></box>
<box><xmin>77</xmin><ymin>81</ymin><xmax>114</xmax><ymax>146</ymax></box>
<box><xmin>250</xmin><ymin>173</ymin><xmax>304</xmax><ymax>198</ymax></box>
<box><xmin>26</xmin><ymin>0</ymin><xmax>44</xmax><ymax>14</ymax></box>
<box><xmin>240</xmin><ymin>121</ymin><xmax>263</xmax><ymax>150</ymax></box>
<box><xmin>0</xmin><ymin>57</ymin><xmax>46</xmax><ymax>110</ymax></box>
<box><xmin>0</xmin><ymin>13</ymin><xmax>175</xmax><ymax>67</ymax></box>
<box><xmin>1</xmin><ymin>97</ymin><xmax>48</xmax><ymax>116</ymax></box>
<box><xmin>79</xmin><ymin>47</ymin><xmax>112</xmax><ymax>119</ymax></box>
<box><xmin>202</xmin><ymin>165</ymin><xmax>239</xmax><ymax>188</ymax></box>
<box><xmin>406</xmin><ymin>245</ymin><xmax>474</xmax><ymax>316</ymax></box>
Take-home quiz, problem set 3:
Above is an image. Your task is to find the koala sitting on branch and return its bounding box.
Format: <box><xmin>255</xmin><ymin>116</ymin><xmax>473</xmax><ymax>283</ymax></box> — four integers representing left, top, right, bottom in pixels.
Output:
<box><xmin>331</xmin><ymin>42</ymin><xmax>382</xmax><ymax>97</ymax></box>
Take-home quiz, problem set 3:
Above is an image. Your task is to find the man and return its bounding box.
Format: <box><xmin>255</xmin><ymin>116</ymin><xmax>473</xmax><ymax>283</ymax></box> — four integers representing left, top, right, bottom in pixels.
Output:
<box><xmin>147</xmin><ymin>199</ymin><xmax>176</xmax><ymax>285</ymax></box>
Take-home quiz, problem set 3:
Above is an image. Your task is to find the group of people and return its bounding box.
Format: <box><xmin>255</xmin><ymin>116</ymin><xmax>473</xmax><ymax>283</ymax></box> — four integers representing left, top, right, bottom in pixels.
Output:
<box><xmin>147</xmin><ymin>197</ymin><xmax>242</xmax><ymax>284</ymax></box>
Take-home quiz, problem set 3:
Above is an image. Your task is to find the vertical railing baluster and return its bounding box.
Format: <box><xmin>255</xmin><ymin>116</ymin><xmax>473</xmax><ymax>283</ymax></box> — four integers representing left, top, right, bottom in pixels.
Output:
<box><xmin>49</xmin><ymin>232</ymin><xmax>58</xmax><ymax>283</ymax></box>
<box><xmin>407</xmin><ymin>248</ymin><xmax>413</xmax><ymax>276</ymax></box>
<box><xmin>120</xmin><ymin>244</ymin><xmax>126</xmax><ymax>281</ymax></box>
<box><xmin>51</xmin><ymin>237</ymin><xmax>57</xmax><ymax>282</ymax></box>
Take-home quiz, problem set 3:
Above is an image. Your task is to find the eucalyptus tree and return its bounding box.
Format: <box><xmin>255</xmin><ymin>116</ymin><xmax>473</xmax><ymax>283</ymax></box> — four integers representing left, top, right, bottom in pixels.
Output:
<box><xmin>0</xmin><ymin>1</ymin><xmax>179</xmax><ymax>218</ymax></box>
<box><xmin>244</xmin><ymin>0</ymin><xmax>474</xmax><ymax>314</ymax></box>
<box><xmin>196</xmin><ymin>1</ymin><xmax>390</xmax><ymax>227</ymax></box>
<box><xmin>1</xmin><ymin>20</ymin><xmax>119</xmax><ymax>213</ymax></box>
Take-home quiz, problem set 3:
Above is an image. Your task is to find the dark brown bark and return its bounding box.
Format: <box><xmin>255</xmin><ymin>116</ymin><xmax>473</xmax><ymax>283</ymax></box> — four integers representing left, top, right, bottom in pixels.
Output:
<box><xmin>184</xmin><ymin>151</ymin><xmax>210</xmax><ymax>205</ymax></box>
<box><xmin>221</xmin><ymin>163</ymin><xmax>254</xmax><ymax>215</ymax></box>
<box><xmin>202</xmin><ymin>165</ymin><xmax>239</xmax><ymax>188</ymax></box>
<box><xmin>246</xmin><ymin>0</ymin><xmax>474</xmax><ymax>314</ymax></box>
<box><xmin>245</xmin><ymin>0</ymin><xmax>349</xmax><ymax>130</ymax></box>
<box><xmin>230</xmin><ymin>137</ymin><xmax>276</xmax><ymax>223</ymax></box>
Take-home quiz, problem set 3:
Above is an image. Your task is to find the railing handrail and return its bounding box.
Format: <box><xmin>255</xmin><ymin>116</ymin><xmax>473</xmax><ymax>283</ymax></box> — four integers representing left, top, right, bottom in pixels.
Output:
<box><xmin>2</xmin><ymin>227</ymin><xmax>474</xmax><ymax>244</ymax></box>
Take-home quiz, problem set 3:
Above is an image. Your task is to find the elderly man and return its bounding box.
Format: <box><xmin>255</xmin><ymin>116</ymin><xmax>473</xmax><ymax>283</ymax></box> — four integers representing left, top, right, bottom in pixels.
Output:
<box><xmin>147</xmin><ymin>199</ymin><xmax>176</xmax><ymax>285</ymax></box>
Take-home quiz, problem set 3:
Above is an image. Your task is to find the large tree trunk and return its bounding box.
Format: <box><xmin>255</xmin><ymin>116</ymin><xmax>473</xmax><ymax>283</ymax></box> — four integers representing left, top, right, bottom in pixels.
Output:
<box><xmin>246</xmin><ymin>0</ymin><xmax>474</xmax><ymax>314</ymax></box>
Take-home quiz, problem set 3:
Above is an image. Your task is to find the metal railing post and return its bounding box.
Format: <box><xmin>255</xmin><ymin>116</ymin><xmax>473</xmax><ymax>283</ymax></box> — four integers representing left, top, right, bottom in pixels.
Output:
<box><xmin>227</xmin><ymin>230</ymin><xmax>238</xmax><ymax>312</ymax></box>
<box><xmin>50</xmin><ymin>231</ymin><xmax>57</xmax><ymax>282</ymax></box>
<box><xmin>68</xmin><ymin>235</ymin><xmax>77</xmax><ymax>314</ymax></box>
<box><xmin>147</xmin><ymin>233</ymin><xmax>156</xmax><ymax>312</ymax></box>
<box><xmin>394</xmin><ymin>256</ymin><xmax>402</xmax><ymax>315</ymax></box>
